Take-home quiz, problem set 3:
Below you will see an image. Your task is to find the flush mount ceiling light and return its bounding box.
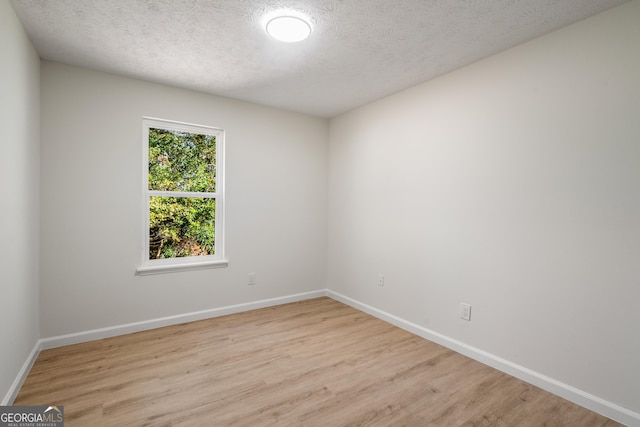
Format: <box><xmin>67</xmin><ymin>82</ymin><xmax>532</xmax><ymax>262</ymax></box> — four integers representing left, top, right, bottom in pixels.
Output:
<box><xmin>266</xmin><ymin>15</ymin><xmax>312</xmax><ymax>42</ymax></box>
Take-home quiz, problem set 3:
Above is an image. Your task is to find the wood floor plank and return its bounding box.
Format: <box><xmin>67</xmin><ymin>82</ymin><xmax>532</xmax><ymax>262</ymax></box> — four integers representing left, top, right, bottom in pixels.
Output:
<box><xmin>14</xmin><ymin>297</ymin><xmax>622</xmax><ymax>426</ymax></box>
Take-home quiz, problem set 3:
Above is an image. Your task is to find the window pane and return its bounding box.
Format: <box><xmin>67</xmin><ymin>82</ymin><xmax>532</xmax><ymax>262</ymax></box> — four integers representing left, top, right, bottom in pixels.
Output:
<box><xmin>149</xmin><ymin>196</ymin><xmax>215</xmax><ymax>259</ymax></box>
<box><xmin>148</xmin><ymin>128</ymin><xmax>216</xmax><ymax>192</ymax></box>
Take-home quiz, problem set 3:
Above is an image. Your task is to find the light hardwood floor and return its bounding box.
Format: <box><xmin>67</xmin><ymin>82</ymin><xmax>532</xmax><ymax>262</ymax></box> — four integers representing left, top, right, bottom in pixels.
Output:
<box><xmin>15</xmin><ymin>297</ymin><xmax>622</xmax><ymax>426</ymax></box>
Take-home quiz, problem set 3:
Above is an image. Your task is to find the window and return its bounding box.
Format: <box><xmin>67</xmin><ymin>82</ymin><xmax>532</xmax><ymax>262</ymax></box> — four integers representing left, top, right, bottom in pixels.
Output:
<box><xmin>137</xmin><ymin>117</ymin><xmax>227</xmax><ymax>275</ymax></box>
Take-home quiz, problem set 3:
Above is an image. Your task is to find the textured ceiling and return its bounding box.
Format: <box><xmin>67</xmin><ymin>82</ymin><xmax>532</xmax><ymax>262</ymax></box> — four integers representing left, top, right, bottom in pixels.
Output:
<box><xmin>9</xmin><ymin>0</ymin><xmax>627</xmax><ymax>117</ymax></box>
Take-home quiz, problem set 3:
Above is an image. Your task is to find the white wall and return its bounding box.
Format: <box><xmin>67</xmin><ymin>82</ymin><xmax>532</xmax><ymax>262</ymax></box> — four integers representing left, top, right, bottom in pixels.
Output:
<box><xmin>0</xmin><ymin>1</ymin><xmax>41</xmax><ymax>403</ymax></box>
<box><xmin>328</xmin><ymin>0</ymin><xmax>640</xmax><ymax>416</ymax></box>
<box><xmin>39</xmin><ymin>62</ymin><xmax>328</xmax><ymax>337</ymax></box>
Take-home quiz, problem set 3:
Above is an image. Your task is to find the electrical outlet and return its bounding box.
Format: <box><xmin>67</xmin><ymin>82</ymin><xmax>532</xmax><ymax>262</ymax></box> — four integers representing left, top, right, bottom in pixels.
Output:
<box><xmin>460</xmin><ymin>303</ymin><xmax>471</xmax><ymax>321</ymax></box>
<box><xmin>377</xmin><ymin>274</ymin><xmax>384</xmax><ymax>287</ymax></box>
<box><xmin>248</xmin><ymin>273</ymin><xmax>257</xmax><ymax>285</ymax></box>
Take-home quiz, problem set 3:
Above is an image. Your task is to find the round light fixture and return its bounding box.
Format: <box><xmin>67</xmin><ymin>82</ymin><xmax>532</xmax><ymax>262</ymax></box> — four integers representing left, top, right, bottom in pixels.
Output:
<box><xmin>266</xmin><ymin>15</ymin><xmax>311</xmax><ymax>42</ymax></box>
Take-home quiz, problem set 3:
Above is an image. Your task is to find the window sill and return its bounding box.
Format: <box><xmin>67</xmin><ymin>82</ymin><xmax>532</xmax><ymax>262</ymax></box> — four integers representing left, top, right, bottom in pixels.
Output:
<box><xmin>136</xmin><ymin>259</ymin><xmax>229</xmax><ymax>276</ymax></box>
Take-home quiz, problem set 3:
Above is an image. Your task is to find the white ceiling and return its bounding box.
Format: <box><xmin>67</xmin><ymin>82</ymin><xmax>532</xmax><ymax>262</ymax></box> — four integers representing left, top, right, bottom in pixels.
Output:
<box><xmin>9</xmin><ymin>0</ymin><xmax>626</xmax><ymax>117</ymax></box>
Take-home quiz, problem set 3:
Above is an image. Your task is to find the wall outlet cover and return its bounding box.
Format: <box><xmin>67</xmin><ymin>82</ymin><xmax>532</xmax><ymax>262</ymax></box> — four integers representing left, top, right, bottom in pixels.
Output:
<box><xmin>460</xmin><ymin>303</ymin><xmax>471</xmax><ymax>321</ymax></box>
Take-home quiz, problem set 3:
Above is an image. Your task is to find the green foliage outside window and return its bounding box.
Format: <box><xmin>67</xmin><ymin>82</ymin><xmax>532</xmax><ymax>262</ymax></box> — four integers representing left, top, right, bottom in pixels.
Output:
<box><xmin>148</xmin><ymin>128</ymin><xmax>216</xmax><ymax>259</ymax></box>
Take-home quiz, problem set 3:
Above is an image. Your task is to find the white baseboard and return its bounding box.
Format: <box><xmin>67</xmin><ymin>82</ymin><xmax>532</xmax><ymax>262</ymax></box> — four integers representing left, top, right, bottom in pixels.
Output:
<box><xmin>2</xmin><ymin>289</ymin><xmax>326</xmax><ymax>404</ymax></box>
<box><xmin>1</xmin><ymin>341</ymin><xmax>41</xmax><ymax>405</ymax></box>
<box><xmin>327</xmin><ymin>290</ymin><xmax>639</xmax><ymax>427</ymax></box>
<box><xmin>40</xmin><ymin>290</ymin><xmax>327</xmax><ymax>350</ymax></box>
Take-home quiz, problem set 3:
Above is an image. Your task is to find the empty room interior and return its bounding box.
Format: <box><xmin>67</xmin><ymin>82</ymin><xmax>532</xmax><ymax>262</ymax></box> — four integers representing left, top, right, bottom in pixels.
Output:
<box><xmin>2</xmin><ymin>0</ymin><xmax>639</xmax><ymax>425</ymax></box>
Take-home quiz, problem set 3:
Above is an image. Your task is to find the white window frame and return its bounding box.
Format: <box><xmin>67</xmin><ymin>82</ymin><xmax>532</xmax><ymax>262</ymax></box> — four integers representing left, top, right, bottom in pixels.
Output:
<box><xmin>136</xmin><ymin>117</ymin><xmax>227</xmax><ymax>275</ymax></box>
